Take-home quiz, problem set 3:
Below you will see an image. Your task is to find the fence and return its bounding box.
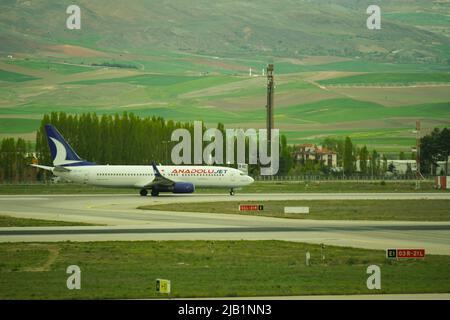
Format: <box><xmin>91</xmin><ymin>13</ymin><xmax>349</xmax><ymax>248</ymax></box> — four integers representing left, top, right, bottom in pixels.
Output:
<box><xmin>253</xmin><ymin>175</ymin><xmax>433</xmax><ymax>182</ymax></box>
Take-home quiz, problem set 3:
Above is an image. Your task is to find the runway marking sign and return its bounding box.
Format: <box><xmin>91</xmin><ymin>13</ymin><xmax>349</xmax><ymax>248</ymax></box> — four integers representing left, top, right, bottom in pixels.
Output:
<box><xmin>386</xmin><ymin>249</ymin><xmax>397</xmax><ymax>258</ymax></box>
<box><xmin>386</xmin><ymin>249</ymin><xmax>425</xmax><ymax>259</ymax></box>
<box><xmin>156</xmin><ymin>279</ymin><xmax>171</xmax><ymax>294</ymax></box>
<box><xmin>284</xmin><ymin>207</ymin><xmax>309</xmax><ymax>214</ymax></box>
<box><xmin>239</xmin><ymin>204</ymin><xmax>264</xmax><ymax>211</ymax></box>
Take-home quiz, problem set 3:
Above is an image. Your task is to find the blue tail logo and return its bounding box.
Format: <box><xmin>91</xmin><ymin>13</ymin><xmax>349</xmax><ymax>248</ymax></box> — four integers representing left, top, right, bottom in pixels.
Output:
<box><xmin>45</xmin><ymin>124</ymin><xmax>93</xmax><ymax>166</ymax></box>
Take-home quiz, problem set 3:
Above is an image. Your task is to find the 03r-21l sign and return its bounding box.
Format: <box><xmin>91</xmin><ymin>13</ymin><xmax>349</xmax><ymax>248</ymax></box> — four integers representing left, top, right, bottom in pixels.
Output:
<box><xmin>387</xmin><ymin>249</ymin><xmax>425</xmax><ymax>259</ymax></box>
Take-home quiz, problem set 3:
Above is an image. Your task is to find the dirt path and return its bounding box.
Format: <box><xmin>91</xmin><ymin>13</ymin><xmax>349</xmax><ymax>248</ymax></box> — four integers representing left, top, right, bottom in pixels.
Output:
<box><xmin>22</xmin><ymin>244</ymin><xmax>60</xmax><ymax>272</ymax></box>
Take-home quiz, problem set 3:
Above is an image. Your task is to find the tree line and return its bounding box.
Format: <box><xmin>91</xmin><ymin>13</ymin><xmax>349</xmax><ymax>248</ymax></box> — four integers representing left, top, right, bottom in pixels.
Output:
<box><xmin>33</xmin><ymin>112</ymin><xmax>292</xmax><ymax>178</ymax></box>
<box><xmin>1</xmin><ymin>111</ymin><xmax>448</xmax><ymax>182</ymax></box>
<box><xmin>0</xmin><ymin>138</ymin><xmax>35</xmax><ymax>182</ymax></box>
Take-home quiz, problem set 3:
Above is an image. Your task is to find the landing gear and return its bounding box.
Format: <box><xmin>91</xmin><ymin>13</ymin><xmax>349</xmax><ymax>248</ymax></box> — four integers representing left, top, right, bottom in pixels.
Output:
<box><xmin>229</xmin><ymin>188</ymin><xmax>235</xmax><ymax>196</ymax></box>
<box><xmin>151</xmin><ymin>189</ymin><xmax>159</xmax><ymax>197</ymax></box>
<box><xmin>140</xmin><ymin>189</ymin><xmax>148</xmax><ymax>196</ymax></box>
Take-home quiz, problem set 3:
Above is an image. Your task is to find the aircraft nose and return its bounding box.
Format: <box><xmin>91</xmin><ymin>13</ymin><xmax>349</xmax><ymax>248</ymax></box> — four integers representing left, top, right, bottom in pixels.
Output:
<box><xmin>247</xmin><ymin>176</ymin><xmax>254</xmax><ymax>184</ymax></box>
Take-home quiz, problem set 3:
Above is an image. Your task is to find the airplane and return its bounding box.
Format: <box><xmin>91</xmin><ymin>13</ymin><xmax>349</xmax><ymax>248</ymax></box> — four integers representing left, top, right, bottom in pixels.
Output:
<box><xmin>31</xmin><ymin>124</ymin><xmax>254</xmax><ymax>196</ymax></box>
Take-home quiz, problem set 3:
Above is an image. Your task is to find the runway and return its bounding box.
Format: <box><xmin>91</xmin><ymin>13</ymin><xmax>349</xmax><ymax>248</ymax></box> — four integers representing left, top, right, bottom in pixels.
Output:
<box><xmin>1</xmin><ymin>193</ymin><xmax>450</xmax><ymax>255</ymax></box>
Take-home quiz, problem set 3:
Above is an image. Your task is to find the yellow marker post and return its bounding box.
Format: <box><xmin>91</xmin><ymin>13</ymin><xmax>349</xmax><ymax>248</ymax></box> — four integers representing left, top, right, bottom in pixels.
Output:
<box><xmin>156</xmin><ymin>279</ymin><xmax>171</xmax><ymax>294</ymax></box>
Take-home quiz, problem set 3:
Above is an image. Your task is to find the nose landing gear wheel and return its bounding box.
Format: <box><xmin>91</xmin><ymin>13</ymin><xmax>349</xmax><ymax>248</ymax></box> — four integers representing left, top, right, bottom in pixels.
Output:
<box><xmin>140</xmin><ymin>189</ymin><xmax>148</xmax><ymax>196</ymax></box>
<box><xmin>230</xmin><ymin>188</ymin><xmax>235</xmax><ymax>196</ymax></box>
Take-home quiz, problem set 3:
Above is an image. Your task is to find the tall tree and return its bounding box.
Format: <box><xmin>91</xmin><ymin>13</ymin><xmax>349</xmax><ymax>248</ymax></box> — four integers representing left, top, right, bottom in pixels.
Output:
<box><xmin>343</xmin><ymin>136</ymin><xmax>354</xmax><ymax>175</ymax></box>
<box><xmin>359</xmin><ymin>146</ymin><xmax>368</xmax><ymax>174</ymax></box>
<box><xmin>15</xmin><ymin>138</ymin><xmax>27</xmax><ymax>181</ymax></box>
<box><xmin>420</xmin><ymin>127</ymin><xmax>449</xmax><ymax>175</ymax></box>
<box><xmin>370</xmin><ymin>150</ymin><xmax>379</xmax><ymax>177</ymax></box>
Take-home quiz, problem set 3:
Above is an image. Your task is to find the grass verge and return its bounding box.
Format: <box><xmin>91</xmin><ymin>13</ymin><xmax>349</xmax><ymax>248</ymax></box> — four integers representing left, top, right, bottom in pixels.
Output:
<box><xmin>0</xmin><ymin>180</ymin><xmax>445</xmax><ymax>195</ymax></box>
<box><xmin>0</xmin><ymin>240</ymin><xmax>449</xmax><ymax>299</ymax></box>
<box><xmin>0</xmin><ymin>215</ymin><xmax>97</xmax><ymax>227</ymax></box>
<box><xmin>140</xmin><ymin>200</ymin><xmax>450</xmax><ymax>221</ymax></box>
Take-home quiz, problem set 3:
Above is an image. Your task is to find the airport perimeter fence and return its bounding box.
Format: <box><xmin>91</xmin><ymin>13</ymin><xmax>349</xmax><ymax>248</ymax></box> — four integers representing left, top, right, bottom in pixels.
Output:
<box><xmin>253</xmin><ymin>175</ymin><xmax>433</xmax><ymax>182</ymax></box>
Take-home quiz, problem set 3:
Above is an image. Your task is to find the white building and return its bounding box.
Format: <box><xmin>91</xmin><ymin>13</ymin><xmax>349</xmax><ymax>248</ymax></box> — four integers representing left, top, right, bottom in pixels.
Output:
<box><xmin>387</xmin><ymin>160</ymin><xmax>417</xmax><ymax>174</ymax></box>
<box><xmin>435</xmin><ymin>159</ymin><xmax>450</xmax><ymax>175</ymax></box>
<box><xmin>356</xmin><ymin>159</ymin><xmax>417</xmax><ymax>174</ymax></box>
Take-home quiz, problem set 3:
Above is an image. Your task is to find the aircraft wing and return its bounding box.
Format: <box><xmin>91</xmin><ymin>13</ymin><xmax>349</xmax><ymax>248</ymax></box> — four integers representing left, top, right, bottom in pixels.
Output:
<box><xmin>144</xmin><ymin>162</ymin><xmax>175</xmax><ymax>187</ymax></box>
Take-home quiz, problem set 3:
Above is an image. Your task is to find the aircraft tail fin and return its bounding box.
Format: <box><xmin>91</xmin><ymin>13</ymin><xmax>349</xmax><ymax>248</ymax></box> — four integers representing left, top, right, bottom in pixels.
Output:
<box><xmin>44</xmin><ymin>124</ymin><xmax>92</xmax><ymax>167</ymax></box>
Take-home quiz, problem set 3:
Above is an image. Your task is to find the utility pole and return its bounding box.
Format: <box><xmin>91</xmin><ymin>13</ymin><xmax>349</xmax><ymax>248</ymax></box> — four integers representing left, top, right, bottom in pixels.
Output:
<box><xmin>266</xmin><ymin>64</ymin><xmax>274</xmax><ymax>145</ymax></box>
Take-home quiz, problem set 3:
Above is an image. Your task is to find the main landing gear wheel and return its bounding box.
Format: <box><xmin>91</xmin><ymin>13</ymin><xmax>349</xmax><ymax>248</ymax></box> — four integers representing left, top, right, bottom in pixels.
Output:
<box><xmin>140</xmin><ymin>189</ymin><xmax>148</xmax><ymax>196</ymax></box>
<box><xmin>229</xmin><ymin>188</ymin><xmax>235</xmax><ymax>196</ymax></box>
<box><xmin>151</xmin><ymin>190</ymin><xmax>159</xmax><ymax>197</ymax></box>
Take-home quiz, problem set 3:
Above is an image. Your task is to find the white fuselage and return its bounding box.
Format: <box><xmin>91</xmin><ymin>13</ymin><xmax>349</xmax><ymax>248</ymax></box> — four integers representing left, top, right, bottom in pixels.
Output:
<box><xmin>54</xmin><ymin>165</ymin><xmax>253</xmax><ymax>189</ymax></box>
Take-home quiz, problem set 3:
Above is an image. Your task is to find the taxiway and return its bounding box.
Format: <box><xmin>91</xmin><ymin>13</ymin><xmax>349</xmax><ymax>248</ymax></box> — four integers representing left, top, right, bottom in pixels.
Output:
<box><xmin>0</xmin><ymin>193</ymin><xmax>449</xmax><ymax>255</ymax></box>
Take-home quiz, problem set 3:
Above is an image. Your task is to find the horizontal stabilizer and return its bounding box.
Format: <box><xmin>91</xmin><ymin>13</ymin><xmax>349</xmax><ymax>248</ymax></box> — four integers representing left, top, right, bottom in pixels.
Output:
<box><xmin>30</xmin><ymin>164</ymin><xmax>54</xmax><ymax>172</ymax></box>
<box><xmin>54</xmin><ymin>166</ymin><xmax>71</xmax><ymax>172</ymax></box>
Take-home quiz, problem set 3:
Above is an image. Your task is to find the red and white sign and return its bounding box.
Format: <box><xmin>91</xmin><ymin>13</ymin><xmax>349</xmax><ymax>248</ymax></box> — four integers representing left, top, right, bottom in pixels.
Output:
<box><xmin>397</xmin><ymin>249</ymin><xmax>425</xmax><ymax>259</ymax></box>
<box><xmin>239</xmin><ymin>204</ymin><xmax>263</xmax><ymax>211</ymax></box>
<box><xmin>435</xmin><ymin>176</ymin><xmax>450</xmax><ymax>190</ymax></box>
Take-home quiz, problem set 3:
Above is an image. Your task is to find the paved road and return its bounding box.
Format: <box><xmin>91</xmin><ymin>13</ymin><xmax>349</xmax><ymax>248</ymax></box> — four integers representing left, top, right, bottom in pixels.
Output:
<box><xmin>0</xmin><ymin>193</ymin><xmax>449</xmax><ymax>255</ymax></box>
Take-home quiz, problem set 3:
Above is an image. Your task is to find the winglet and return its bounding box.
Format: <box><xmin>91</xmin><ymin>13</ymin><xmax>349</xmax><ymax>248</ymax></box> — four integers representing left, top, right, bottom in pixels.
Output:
<box><xmin>151</xmin><ymin>161</ymin><xmax>162</xmax><ymax>177</ymax></box>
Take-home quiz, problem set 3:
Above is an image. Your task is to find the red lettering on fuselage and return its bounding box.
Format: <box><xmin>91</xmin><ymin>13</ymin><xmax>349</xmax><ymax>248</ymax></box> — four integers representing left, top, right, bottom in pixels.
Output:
<box><xmin>170</xmin><ymin>168</ymin><xmax>227</xmax><ymax>175</ymax></box>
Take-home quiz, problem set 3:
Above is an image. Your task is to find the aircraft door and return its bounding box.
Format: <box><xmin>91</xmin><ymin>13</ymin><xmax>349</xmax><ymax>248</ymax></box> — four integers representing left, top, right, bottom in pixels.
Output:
<box><xmin>83</xmin><ymin>171</ymin><xmax>89</xmax><ymax>184</ymax></box>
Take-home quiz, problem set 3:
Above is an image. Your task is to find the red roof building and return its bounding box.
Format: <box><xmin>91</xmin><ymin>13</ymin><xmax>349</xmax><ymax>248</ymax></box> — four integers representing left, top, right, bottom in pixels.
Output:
<box><xmin>292</xmin><ymin>144</ymin><xmax>337</xmax><ymax>167</ymax></box>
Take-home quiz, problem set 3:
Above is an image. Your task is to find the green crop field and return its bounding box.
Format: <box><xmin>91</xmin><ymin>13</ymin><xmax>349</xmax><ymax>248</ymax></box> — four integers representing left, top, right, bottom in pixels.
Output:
<box><xmin>0</xmin><ymin>118</ymin><xmax>42</xmax><ymax>134</ymax></box>
<box><xmin>0</xmin><ymin>69</ymin><xmax>39</xmax><ymax>82</ymax></box>
<box><xmin>68</xmin><ymin>74</ymin><xmax>204</xmax><ymax>86</ymax></box>
<box><xmin>2</xmin><ymin>59</ymin><xmax>94</xmax><ymax>75</ymax></box>
<box><xmin>1</xmin><ymin>240</ymin><xmax>449</xmax><ymax>299</ymax></box>
<box><xmin>318</xmin><ymin>73</ymin><xmax>450</xmax><ymax>85</ymax></box>
<box><xmin>384</xmin><ymin>12</ymin><xmax>450</xmax><ymax>27</ymax></box>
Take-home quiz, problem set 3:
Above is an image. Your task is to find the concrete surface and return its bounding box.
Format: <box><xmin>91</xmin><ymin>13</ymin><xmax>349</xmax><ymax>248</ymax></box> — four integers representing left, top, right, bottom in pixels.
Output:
<box><xmin>0</xmin><ymin>193</ymin><xmax>449</xmax><ymax>255</ymax></box>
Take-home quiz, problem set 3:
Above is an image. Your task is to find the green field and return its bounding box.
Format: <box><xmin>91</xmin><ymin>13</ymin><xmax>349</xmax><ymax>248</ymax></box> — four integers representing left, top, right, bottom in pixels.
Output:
<box><xmin>0</xmin><ymin>118</ymin><xmax>42</xmax><ymax>134</ymax></box>
<box><xmin>68</xmin><ymin>74</ymin><xmax>204</xmax><ymax>86</ymax></box>
<box><xmin>1</xmin><ymin>240</ymin><xmax>449</xmax><ymax>299</ymax></box>
<box><xmin>0</xmin><ymin>69</ymin><xmax>38</xmax><ymax>82</ymax></box>
<box><xmin>1</xmin><ymin>59</ymin><xmax>448</xmax><ymax>153</ymax></box>
<box><xmin>384</xmin><ymin>12</ymin><xmax>450</xmax><ymax>27</ymax></box>
<box><xmin>141</xmin><ymin>200</ymin><xmax>450</xmax><ymax>221</ymax></box>
<box><xmin>318</xmin><ymin>73</ymin><xmax>450</xmax><ymax>85</ymax></box>
<box><xmin>0</xmin><ymin>215</ymin><xmax>96</xmax><ymax>227</ymax></box>
<box><xmin>3</xmin><ymin>60</ymin><xmax>95</xmax><ymax>74</ymax></box>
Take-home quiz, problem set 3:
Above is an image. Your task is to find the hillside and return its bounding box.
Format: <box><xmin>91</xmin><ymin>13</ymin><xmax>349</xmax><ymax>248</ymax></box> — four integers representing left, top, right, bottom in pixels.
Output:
<box><xmin>0</xmin><ymin>0</ymin><xmax>449</xmax><ymax>64</ymax></box>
